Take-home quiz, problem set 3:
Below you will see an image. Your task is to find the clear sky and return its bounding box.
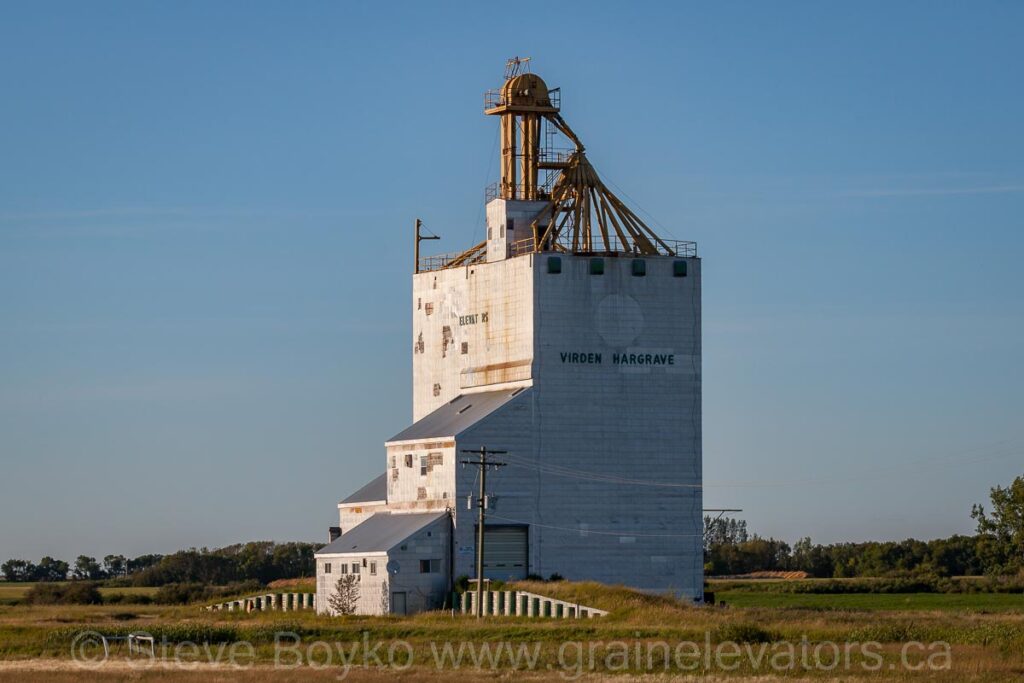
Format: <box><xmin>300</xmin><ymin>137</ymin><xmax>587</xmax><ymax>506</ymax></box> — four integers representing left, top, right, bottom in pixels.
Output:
<box><xmin>2</xmin><ymin>1</ymin><xmax>1022</xmax><ymax>562</ymax></box>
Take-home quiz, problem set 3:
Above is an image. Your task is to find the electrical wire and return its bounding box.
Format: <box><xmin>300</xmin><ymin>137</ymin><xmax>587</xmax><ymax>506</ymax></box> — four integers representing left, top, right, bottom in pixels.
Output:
<box><xmin>600</xmin><ymin>168</ymin><xmax>680</xmax><ymax>242</ymax></box>
<box><xmin>487</xmin><ymin>513</ymin><xmax>702</xmax><ymax>539</ymax></box>
<box><xmin>497</xmin><ymin>439</ymin><xmax>1021</xmax><ymax>490</ymax></box>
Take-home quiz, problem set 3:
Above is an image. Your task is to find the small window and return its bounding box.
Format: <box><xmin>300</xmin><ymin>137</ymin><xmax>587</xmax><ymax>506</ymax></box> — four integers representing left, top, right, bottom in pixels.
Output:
<box><xmin>351</xmin><ymin>562</ymin><xmax>360</xmax><ymax>574</ymax></box>
<box><xmin>417</xmin><ymin>486</ymin><xmax>427</xmax><ymax>500</ymax></box>
<box><xmin>420</xmin><ymin>456</ymin><xmax>428</xmax><ymax>476</ymax></box>
<box><xmin>547</xmin><ymin>256</ymin><xmax>562</xmax><ymax>274</ymax></box>
<box><xmin>390</xmin><ymin>455</ymin><xmax>396</xmax><ymax>468</ymax></box>
<box><xmin>461</xmin><ymin>341</ymin><xmax>468</xmax><ymax>355</ymax></box>
<box><xmin>488</xmin><ymin>227</ymin><xmax>493</xmax><ymax>240</ymax></box>
<box><xmin>589</xmin><ymin>258</ymin><xmax>604</xmax><ymax>275</ymax></box>
<box><xmin>362</xmin><ymin>558</ymin><xmax>368</xmax><ymax>568</ymax></box>
<box><xmin>419</xmin><ymin>559</ymin><xmax>441</xmax><ymax>573</ymax></box>
<box><xmin>500</xmin><ymin>223</ymin><xmax>505</xmax><ymax>238</ymax></box>
<box><xmin>324</xmin><ymin>563</ymin><xmax>332</xmax><ymax>574</ymax></box>
<box><xmin>673</xmin><ymin>260</ymin><xmax>688</xmax><ymax>277</ymax></box>
<box><xmin>432</xmin><ymin>383</ymin><xmax>441</xmax><ymax>397</ymax></box>
<box><xmin>417</xmin><ymin>298</ymin><xmax>421</xmax><ymax>310</ymax></box>
<box><xmin>424</xmin><ymin>302</ymin><xmax>434</xmax><ymax>315</ymax></box>
<box><xmin>339</xmin><ymin>564</ymin><xmax>348</xmax><ymax>575</ymax></box>
<box><xmin>370</xmin><ymin>561</ymin><xmax>377</xmax><ymax>576</ymax></box>
<box><xmin>404</xmin><ymin>453</ymin><xmax>413</xmax><ymax>468</ymax></box>
<box><xmin>632</xmin><ymin>259</ymin><xmax>646</xmax><ymax>276</ymax></box>
<box><xmin>507</xmin><ymin>218</ymin><xmax>515</xmax><ymax>232</ymax></box>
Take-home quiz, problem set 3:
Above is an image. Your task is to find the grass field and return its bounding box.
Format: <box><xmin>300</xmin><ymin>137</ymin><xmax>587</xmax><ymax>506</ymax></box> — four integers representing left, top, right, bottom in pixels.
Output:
<box><xmin>714</xmin><ymin>589</ymin><xmax>1024</xmax><ymax>612</ymax></box>
<box><xmin>0</xmin><ymin>580</ymin><xmax>1022</xmax><ymax>680</ymax></box>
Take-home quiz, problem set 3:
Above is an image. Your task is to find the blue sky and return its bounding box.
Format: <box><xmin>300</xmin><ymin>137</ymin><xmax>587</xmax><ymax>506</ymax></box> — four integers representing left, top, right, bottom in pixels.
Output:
<box><xmin>1</xmin><ymin>1</ymin><xmax>1022</xmax><ymax>561</ymax></box>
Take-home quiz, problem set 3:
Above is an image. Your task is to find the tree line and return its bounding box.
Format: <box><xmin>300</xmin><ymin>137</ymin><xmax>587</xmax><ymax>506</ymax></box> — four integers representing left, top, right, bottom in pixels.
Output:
<box><xmin>706</xmin><ymin>474</ymin><xmax>1024</xmax><ymax>578</ymax></box>
<box><xmin>1</xmin><ymin>541</ymin><xmax>317</xmax><ymax>585</ymax></box>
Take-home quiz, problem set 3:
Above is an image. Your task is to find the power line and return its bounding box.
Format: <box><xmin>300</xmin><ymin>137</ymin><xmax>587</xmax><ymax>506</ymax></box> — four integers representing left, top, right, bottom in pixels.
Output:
<box><xmin>486</xmin><ymin>514</ymin><xmax>703</xmax><ymax>539</ymax></box>
<box><xmin>497</xmin><ymin>440</ymin><xmax>1021</xmax><ymax>490</ymax></box>
<box><xmin>460</xmin><ymin>446</ymin><xmax>506</xmax><ymax>618</ymax></box>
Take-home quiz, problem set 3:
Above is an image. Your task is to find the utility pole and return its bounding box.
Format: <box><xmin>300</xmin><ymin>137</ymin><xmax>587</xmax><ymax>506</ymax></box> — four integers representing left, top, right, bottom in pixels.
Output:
<box><xmin>413</xmin><ymin>218</ymin><xmax>440</xmax><ymax>274</ymax></box>
<box><xmin>460</xmin><ymin>446</ymin><xmax>507</xmax><ymax>617</ymax></box>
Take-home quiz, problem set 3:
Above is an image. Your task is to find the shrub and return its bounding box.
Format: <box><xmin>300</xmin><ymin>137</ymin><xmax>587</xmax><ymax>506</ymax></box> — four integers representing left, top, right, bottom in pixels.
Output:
<box><xmin>24</xmin><ymin>582</ymin><xmax>102</xmax><ymax>605</ymax></box>
<box><xmin>153</xmin><ymin>581</ymin><xmax>261</xmax><ymax>605</ymax></box>
<box><xmin>103</xmin><ymin>592</ymin><xmax>152</xmax><ymax>605</ymax></box>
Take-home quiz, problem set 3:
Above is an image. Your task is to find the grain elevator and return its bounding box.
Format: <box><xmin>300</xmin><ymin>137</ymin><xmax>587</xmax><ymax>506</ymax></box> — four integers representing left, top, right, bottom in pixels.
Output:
<box><xmin>316</xmin><ymin>59</ymin><xmax>702</xmax><ymax>615</ymax></box>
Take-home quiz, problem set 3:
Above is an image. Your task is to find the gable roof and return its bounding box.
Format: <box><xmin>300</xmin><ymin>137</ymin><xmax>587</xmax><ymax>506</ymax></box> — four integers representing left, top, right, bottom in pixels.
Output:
<box><xmin>340</xmin><ymin>473</ymin><xmax>387</xmax><ymax>505</ymax></box>
<box><xmin>387</xmin><ymin>388</ymin><xmax>528</xmax><ymax>444</ymax></box>
<box><xmin>317</xmin><ymin>511</ymin><xmax>447</xmax><ymax>556</ymax></box>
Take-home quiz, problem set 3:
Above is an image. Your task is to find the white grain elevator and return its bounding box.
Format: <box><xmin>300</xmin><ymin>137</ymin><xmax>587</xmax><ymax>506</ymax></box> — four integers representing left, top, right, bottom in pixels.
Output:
<box><xmin>317</xmin><ymin>59</ymin><xmax>702</xmax><ymax>615</ymax></box>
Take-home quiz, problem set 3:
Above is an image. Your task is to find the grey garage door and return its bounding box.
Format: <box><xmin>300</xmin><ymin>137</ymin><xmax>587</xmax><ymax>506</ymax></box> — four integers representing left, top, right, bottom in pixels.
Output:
<box><xmin>482</xmin><ymin>525</ymin><xmax>528</xmax><ymax>580</ymax></box>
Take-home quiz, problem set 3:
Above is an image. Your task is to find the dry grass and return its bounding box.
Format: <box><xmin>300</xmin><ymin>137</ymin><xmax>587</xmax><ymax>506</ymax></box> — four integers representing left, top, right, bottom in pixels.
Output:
<box><xmin>266</xmin><ymin>578</ymin><xmax>316</xmax><ymax>592</ymax></box>
<box><xmin>1</xmin><ymin>581</ymin><xmax>1023</xmax><ymax>680</ymax></box>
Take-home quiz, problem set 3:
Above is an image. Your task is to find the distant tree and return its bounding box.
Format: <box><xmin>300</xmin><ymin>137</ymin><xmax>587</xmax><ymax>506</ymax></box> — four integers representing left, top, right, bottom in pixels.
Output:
<box><xmin>328</xmin><ymin>574</ymin><xmax>360</xmax><ymax>615</ymax></box>
<box><xmin>271</xmin><ymin>543</ymin><xmax>316</xmax><ymax>579</ymax></box>
<box><xmin>972</xmin><ymin>474</ymin><xmax>1024</xmax><ymax>574</ymax></box>
<box><xmin>72</xmin><ymin>555</ymin><xmax>104</xmax><ymax>581</ymax></box>
<box><xmin>33</xmin><ymin>556</ymin><xmax>69</xmax><ymax>582</ymax></box>
<box><xmin>127</xmin><ymin>554</ymin><xmax>164</xmax><ymax>575</ymax></box>
<box><xmin>1</xmin><ymin>559</ymin><xmax>38</xmax><ymax>582</ymax></box>
<box><xmin>925</xmin><ymin>535</ymin><xmax>983</xmax><ymax>577</ymax></box>
<box><xmin>703</xmin><ymin>515</ymin><xmax>748</xmax><ymax>552</ymax></box>
<box><xmin>236</xmin><ymin>542</ymin><xmax>275</xmax><ymax>583</ymax></box>
<box><xmin>103</xmin><ymin>555</ymin><xmax>127</xmax><ymax>578</ymax></box>
<box><xmin>791</xmin><ymin>537</ymin><xmax>833</xmax><ymax>577</ymax></box>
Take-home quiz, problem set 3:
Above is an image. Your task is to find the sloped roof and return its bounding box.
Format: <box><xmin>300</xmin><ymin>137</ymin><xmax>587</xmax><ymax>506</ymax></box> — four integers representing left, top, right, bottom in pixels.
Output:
<box><xmin>340</xmin><ymin>473</ymin><xmax>387</xmax><ymax>505</ymax></box>
<box><xmin>316</xmin><ymin>512</ymin><xmax>447</xmax><ymax>556</ymax></box>
<box><xmin>387</xmin><ymin>388</ymin><xmax>528</xmax><ymax>444</ymax></box>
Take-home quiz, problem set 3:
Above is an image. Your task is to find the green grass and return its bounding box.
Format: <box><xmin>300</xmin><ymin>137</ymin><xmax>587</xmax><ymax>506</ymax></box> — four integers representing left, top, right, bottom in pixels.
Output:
<box><xmin>715</xmin><ymin>589</ymin><xmax>1024</xmax><ymax>611</ymax></box>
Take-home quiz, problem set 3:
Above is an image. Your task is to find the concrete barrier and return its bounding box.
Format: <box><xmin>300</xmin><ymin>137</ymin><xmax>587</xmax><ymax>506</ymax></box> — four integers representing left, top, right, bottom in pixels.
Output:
<box><xmin>205</xmin><ymin>592</ymin><xmax>316</xmax><ymax>613</ymax></box>
<box><xmin>456</xmin><ymin>589</ymin><xmax>607</xmax><ymax>619</ymax></box>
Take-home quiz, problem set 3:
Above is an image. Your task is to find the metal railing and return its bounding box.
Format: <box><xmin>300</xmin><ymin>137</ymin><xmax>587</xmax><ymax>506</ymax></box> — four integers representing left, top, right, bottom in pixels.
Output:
<box><xmin>418</xmin><ymin>234</ymin><xmax>696</xmax><ymax>274</ymax></box>
<box><xmin>418</xmin><ymin>249</ymin><xmax>487</xmax><ymax>273</ymax></box>
<box><xmin>510</xmin><ymin>234</ymin><xmax>697</xmax><ymax>258</ymax></box>
<box><xmin>484</xmin><ymin>181</ymin><xmax>554</xmax><ymax>203</ymax></box>
<box><xmin>484</xmin><ymin>87</ymin><xmax>561</xmax><ymax>112</ymax></box>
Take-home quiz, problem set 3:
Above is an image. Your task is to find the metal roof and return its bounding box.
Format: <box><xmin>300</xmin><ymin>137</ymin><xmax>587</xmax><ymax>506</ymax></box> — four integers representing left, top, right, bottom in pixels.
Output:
<box><xmin>316</xmin><ymin>512</ymin><xmax>447</xmax><ymax>556</ymax></box>
<box><xmin>340</xmin><ymin>473</ymin><xmax>387</xmax><ymax>505</ymax></box>
<box><xmin>387</xmin><ymin>388</ymin><xmax>528</xmax><ymax>443</ymax></box>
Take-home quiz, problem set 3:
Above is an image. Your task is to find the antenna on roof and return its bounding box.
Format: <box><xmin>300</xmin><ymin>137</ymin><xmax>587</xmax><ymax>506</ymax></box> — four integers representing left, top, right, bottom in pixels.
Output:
<box><xmin>504</xmin><ymin>56</ymin><xmax>531</xmax><ymax>79</ymax></box>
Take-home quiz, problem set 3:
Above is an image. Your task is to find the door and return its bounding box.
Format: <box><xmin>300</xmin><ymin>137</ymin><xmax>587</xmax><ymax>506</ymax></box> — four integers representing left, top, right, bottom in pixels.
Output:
<box><xmin>482</xmin><ymin>525</ymin><xmax>528</xmax><ymax>580</ymax></box>
<box><xmin>391</xmin><ymin>592</ymin><xmax>407</xmax><ymax>615</ymax></box>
